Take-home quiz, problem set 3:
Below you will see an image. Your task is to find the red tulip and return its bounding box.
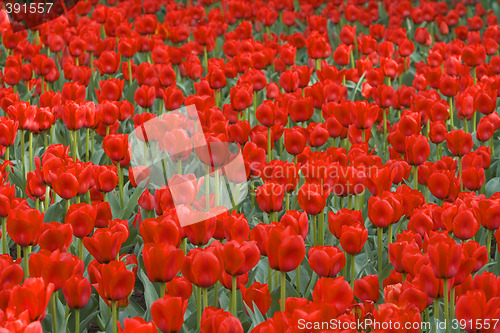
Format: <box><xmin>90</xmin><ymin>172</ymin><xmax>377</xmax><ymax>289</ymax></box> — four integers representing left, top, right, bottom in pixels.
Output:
<box><xmin>241</xmin><ymin>282</ymin><xmax>271</xmax><ymax>315</ymax></box>
<box><xmin>8</xmin><ymin>277</ymin><xmax>54</xmax><ymax>321</ymax></box>
<box><xmin>354</xmin><ymin>275</ymin><xmax>379</xmax><ymax>302</ymax></box>
<box><xmin>284</xmin><ymin>127</ymin><xmax>307</xmax><ymax>156</ymax></box>
<box><xmin>219</xmin><ymin>240</ymin><xmax>260</xmax><ymax>276</ymax></box>
<box><xmin>165</xmin><ymin>276</ymin><xmax>193</xmax><ymax>301</ymax></box>
<box><xmin>142</xmin><ymin>243</ymin><xmax>184</xmax><ymax>283</ymax></box>
<box><xmin>151</xmin><ymin>296</ymin><xmax>187</xmax><ymax>333</ymax></box>
<box><xmin>288</xmin><ymin>97</ymin><xmax>314</xmax><ymax>123</ymax></box>
<box><xmin>91</xmin><ymin>260</ymin><xmax>135</xmax><ymax>307</ymax></box>
<box><xmin>312</xmin><ymin>277</ymin><xmax>353</xmax><ymax>314</ymax></box>
<box><xmin>181</xmin><ymin>248</ymin><xmax>221</xmax><ymax>288</ymax></box>
<box><xmin>266</xmin><ymin>226</ymin><xmax>305</xmax><ymax>272</ymax></box>
<box><xmin>200</xmin><ymin>307</ymin><xmax>243</xmax><ymax>333</ymax></box>
<box><xmin>134</xmin><ymin>85</ymin><xmax>156</xmax><ymax>109</ymax></box>
<box><xmin>445</xmin><ymin>130</ymin><xmax>473</xmax><ymax>156</ymax></box>
<box><xmin>62</xmin><ymin>275</ymin><xmax>92</xmax><ymax>309</ymax></box>
<box><xmin>368</xmin><ymin>196</ymin><xmax>394</xmax><ymax>228</ymax></box>
<box><xmin>65</xmin><ymin>203</ymin><xmax>96</xmax><ymax>239</ymax></box>
<box><xmin>339</xmin><ymin>224</ymin><xmax>368</xmax><ymax>255</ymax></box>
<box><xmin>308</xmin><ymin>246</ymin><xmax>346</xmax><ymax>278</ymax></box>
<box><xmin>6</xmin><ymin>204</ymin><xmax>43</xmax><ymax>247</ymax></box>
<box><xmin>103</xmin><ymin>134</ymin><xmax>129</xmax><ymax>163</ymax></box>
<box><xmin>297</xmin><ymin>183</ymin><xmax>331</xmax><ymax>215</ymax></box>
<box><xmin>255</xmin><ymin>182</ymin><xmax>285</xmax><ymax>214</ymax></box>
<box><xmin>427</xmin><ymin>237</ymin><xmax>462</xmax><ymax>279</ymax></box>
<box><xmin>38</xmin><ymin>222</ymin><xmax>74</xmax><ymax>252</ymax></box>
<box><xmin>119</xmin><ymin>318</ymin><xmax>157</xmax><ymax>333</ymax></box>
<box><xmin>405</xmin><ymin>134</ymin><xmax>430</xmax><ymax>166</ymax></box>
<box><xmin>306</xmin><ymin>31</ymin><xmax>331</xmax><ymax>59</ymax></box>
<box><xmin>83</xmin><ymin>221</ymin><xmax>128</xmax><ymax>263</ymax></box>
<box><xmin>29</xmin><ymin>249</ymin><xmax>84</xmax><ymax>291</ymax></box>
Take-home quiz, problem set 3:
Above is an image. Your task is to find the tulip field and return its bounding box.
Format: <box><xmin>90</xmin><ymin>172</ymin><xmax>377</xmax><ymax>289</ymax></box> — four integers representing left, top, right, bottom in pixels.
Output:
<box><xmin>2</xmin><ymin>0</ymin><xmax>500</xmax><ymax>332</ymax></box>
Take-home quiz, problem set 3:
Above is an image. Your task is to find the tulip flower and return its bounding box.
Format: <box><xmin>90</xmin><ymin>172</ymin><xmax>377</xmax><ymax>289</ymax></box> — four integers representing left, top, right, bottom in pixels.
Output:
<box><xmin>166</xmin><ymin>276</ymin><xmax>193</xmax><ymax>301</ymax></box>
<box><xmin>308</xmin><ymin>246</ymin><xmax>346</xmax><ymax>278</ymax></box>
<box><xmin>7</xmin><ymin>204</ymin><xmax>43</xmax><ymax>277</ymax></box>
<box><xmin>151</xmin><ymin>296</ymin><xmax>187</xmax><ymax>333</ymax></box>
<box><xmin>241</xmin><ymin>282</ymin><xmax>271</xmax><ymax>315</ymax></box>
<box><xmin>266</xmin><ymin>225</ymin><xmax>305</xmax><ymax>311</ymax></box>
<box><xmin>181</xmin><ymin>247</ymin><xmax>221</xmax><ymax>326</ymax></box>
<box><xmin>83</xmin><ymin>222</ymin><xmax>128</xmax><ymax>263</ymax></box>
<box><xmin>63</xmin><ymin>275</ymin><xmax>92</xmax><ymax>333</ymax></box>
<box><xmin>91</xmin><ymin>261</ymin><xmax>135</xmax><ymax>333</ymax></box>
<box><xmin>200</xmin><ymin>307</ymin><xmax>244</xmax><ymax>333</ymax></box>
<box><xmin>297</xmin><ymin>182</ymin><xmax>331</xmax><ymax>246</ymax></box>
<box><xmin>354</xmin><ymin>275</ymin><xmax>379</xmax><ymax>302</ymax></box>
<box><xmin>255</xmin><ymin>182</ymin><xmax>285</xmax><ymax>221</ymax></box>
<box><xmin>119</xmin><ymin>318</ymin><xmax>157</xmax><ymax>333</ymax></box>
<box><xmin>142</xmin><ymin>243</ymin><xmax>184</xmax><ymax>295</ymax></box>
<box><xmin>9</xmin><ymin>277</ymin><xmax>54</xmax><ymax>322</ymax></box>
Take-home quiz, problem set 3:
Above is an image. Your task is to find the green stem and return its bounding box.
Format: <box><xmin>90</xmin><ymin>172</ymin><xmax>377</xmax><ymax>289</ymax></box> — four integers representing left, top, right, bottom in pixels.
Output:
<box><xmin>295</xmin><ymin>266</ymin><xmax>300</xmax><ymax>295</ymax></box>
<box><xmin>350</xmin><ymin>254</ymin><xmax>355</xmax><ymax>289</ymax></box>
<box><xmin>29</xmin><ymin>131</ymin><xmax>33</xmax><ymax>172</ymax></box>
<box><xmin>315</xmin><ymin>58</ymin><xmax>321</xmax><ymax>71</ymax></box>
<box><xmin>487</xmin><ymin>229</ymin><xmax>493</xmax><ymax>262</ymax></box>
<box><xmin>388</xmin><ymin>224</ymin><xmax>393</xmax><ymax>244</ymax></box>
<box><xmin>51</xmin><ymin>293</ymin><xmax>58</xmax><ymax>333</ymax></box>
<box><xmin>17</xmin><ymin>245</ymin><xmax>20</xmax><ymax>260</ymax></box>
<box><xmin>117</xmin><ymin>163</ymin><xmax>124</xmax><ymax>209</ymax></box>
<box><xmin>280</xmin><ymin>271</ymin><xmax>286</xmax><ymax>312</ymax></box>
<box><xmin>377</xmin><ymin>227</ymin><xmax>383</xmax><ymax>276</ymax></box>
<box><xmin>112</xmin><ymin>301</ymin><xmax>118</xmax><ymax>333</ymax></box>
<box><xmin>205</xmin><ymin>165</ymin><xmax>210</xmax><ymax>210</ymax></box>
<box><xmin>23</xmin><ymin>246</ymin><xmax>30</xmax><ymax>279</ymax></box>
<box><xmin>21</xmin><ymin>130</ymin><xmax>25</xmax><ymax>177</ymax></box>
<box><xmin>450</xmin><ymin>286</ymin><xmax>455</xmax><ymax>321</ymax></box>
<box><xmin>213</xmin><ymin>282</ymin><xmax>218</xmax><ymax>307</ymax></box>
<box><xmin>73</xmin><ymin>130</ymin><xmax>78</xmax><ymax>162</ymax></box>
<box><xmin>489</xmin><ymin>137</ymin><xmax>495</xmax><ymax>159</ymax></box>
<box><xmin>177</xmin><ymin>159</ymin><xmax>182</xmax><ymax>175</ymax></box>
<box><xmin>458</xmin><ymin>156</ymin><xmax>462</xmax><ymax>192</ymax></box>
<box><xmin>231</xmin><ymin>275</ymin><xmax>237</xmax><ymax>316</ymax></box>
<box><xmin>449</xmin><ymin>97</ymin><xmax>454</xmax><ymax>129</ymax></box>
<box><xmin>312</xmin><ymin>214</ymin><xmax>317</xmax><ymax>246</ymax></box>
<box><xmin>160</xmin><ymin>283</ymin><xmax>166</xmax><ymax>298</ymax></box>
<box><xmin>267</xmin><ymin>127</ymin><xmax>272</xmax><ymax>162</ymax></box>
<box><xmin>75</xmin><ymin>308</ymin><xmax>80</xmax><ymax>333</ymax></box>
<box><xmin>203</xmin><ymin>46</ymin><xmax>208</xmax><ymax>76</ymax></box>
<box><xmin>86</xmin><ymin>128</ymin><xmax>90</xmax><ymax>162</ymax></box>
<box><xmin>443</xmin><ymin>279</ymin><xmax>449</xmax><ymax>333</ymax></box>
<box><xmin>285</xmin><ymin>193</ymin><xmax>290</xmax><ymax>211</ymax></box>
<box><xmin>413</xmin><ymin>165</ymin><xmax>418</xmax><ymax>191</ymax></box>
<box><xmin>203</xmin><ymin>288</ymin><xmax>208</xmax><ymax>310</ymax></box>
<box><xmin>196</xmin><ymin>287</ymin><xmax>202</xmax><ymax>328</ymax></box>
<box><xmin>1</xmin><ymin>217</ymin><xmax>6</xmax><ymax>254</ymax></box>
<box><xmin>91</xmin><ymin>131</ymin><xmax>95</xmax><ymax>156</ymax></box>
<box><xmin>268</xmin><ymin>262</ymin><xmax>273</xmax><ymax>290</ymax></box>
<box><xmin>128</xmin><ymin>59</ymin><xmax>132</xmax><ymax>86</ymax></box>
<box><xmin>473</xmin><ymin>112</ymin><xmax>477</xmax><ymax>133</ymax></box>
<box><xmin>434</xmin><ymin>297</ymin><xmax>440</xmax><ymax>324</ymax></box>
<box><xmin>318</xmin><ymin>211</ymin><xmax>324</xmax><ymax>246</ymax></box>
<box><xmin>78</xmin><ymin>238</ymin><xmax>83</xmax><ymax>261</ymax></box>
<box><xmin>214</xmin><ymin>168</ymin><xmax>219</xmax><ymax>206</ymax></box>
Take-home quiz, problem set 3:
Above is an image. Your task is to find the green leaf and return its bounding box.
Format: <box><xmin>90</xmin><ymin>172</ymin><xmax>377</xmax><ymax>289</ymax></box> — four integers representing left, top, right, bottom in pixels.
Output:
<box><xmin>244</xmin><ymin>302</ymin><xmax>266</xmax><ymax>330</ymax></box>
<box><xmin>121</xmin><ymin>185</ymin><xmax>145</xmax><ymax>220</ymax></box>
<box><xmin>44</xmin><ymin>201</ymin><xmax>66</xmax><ymax>223</ymax></box>
<box><xmin>485</xmin><ymin>177</ymin><xmax>500</xmax><ymax>197</ymax></box>
<box><xmin>268</xmin><ymin>274</ymin><xmax>300</xmax><ymax>316</ymax></box>
<box><xmin>138</xmin><ymin>269</ymin><xmax>158</xmax><ymax>321</ymax></box>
